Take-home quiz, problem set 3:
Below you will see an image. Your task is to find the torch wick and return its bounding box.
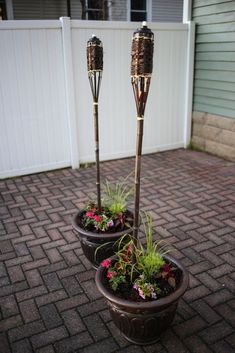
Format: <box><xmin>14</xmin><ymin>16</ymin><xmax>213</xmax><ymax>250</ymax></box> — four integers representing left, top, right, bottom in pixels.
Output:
<box><xmin>142</xmin><ymin>21</ymin><xmax>147</xmax><ymax>27</ymax></box>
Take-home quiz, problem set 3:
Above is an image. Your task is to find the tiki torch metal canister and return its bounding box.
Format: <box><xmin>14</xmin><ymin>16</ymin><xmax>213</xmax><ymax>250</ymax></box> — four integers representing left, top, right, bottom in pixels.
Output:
<box><xmin>131</xmin><ymin>22</ymin><xmax>154</xmax><ymax>246</ymax></box>
<box><xmin>87</xmin><ymin>35</ymin><xmax>103</xmax><ymax>213</ymax></box>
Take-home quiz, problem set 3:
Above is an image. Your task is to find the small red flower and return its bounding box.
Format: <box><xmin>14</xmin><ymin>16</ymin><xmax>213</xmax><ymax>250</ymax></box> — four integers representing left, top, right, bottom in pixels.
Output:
<box><xmin>162</xmin><ymin>264</ymin><xmax>171</xmax><ymax>273</ymax></box>
<box><xmin>101</xmin><ymin>259</ymin><xmax>112</xmax><ymax>268</ymax></box>
<box><xmin>86</xmin><ymin>211</ymin><xmax>94</xmax><ymax>218</ymax></box>
<box><xmin>93</xmin><ymin>215</ymin><xmax>102</xmax><ymax>222</ymax></box>
<box><xmin>107</xmin><ymin>271</ymin><xmax>117</xmax><ymax>279</ymax></box>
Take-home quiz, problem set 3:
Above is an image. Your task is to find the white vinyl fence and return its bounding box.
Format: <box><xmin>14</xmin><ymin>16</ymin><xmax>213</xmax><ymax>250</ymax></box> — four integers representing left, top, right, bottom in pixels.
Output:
<box><xmin>0</xmin><ymin>19</ymin><xmax>195</xmax><ymax>179</ymax></box>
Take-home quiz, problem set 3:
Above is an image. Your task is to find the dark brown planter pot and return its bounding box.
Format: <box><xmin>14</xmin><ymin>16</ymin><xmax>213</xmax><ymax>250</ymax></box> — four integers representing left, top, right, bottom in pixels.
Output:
<box><xmin>72</xmin><ymin>211</ymin><xmax>133</xmax><ymax>269</ymax></box>
<box><xmin>95</xmin><ymin>254</ymin><xmax>189</xmax><ymax>345</ymax></box>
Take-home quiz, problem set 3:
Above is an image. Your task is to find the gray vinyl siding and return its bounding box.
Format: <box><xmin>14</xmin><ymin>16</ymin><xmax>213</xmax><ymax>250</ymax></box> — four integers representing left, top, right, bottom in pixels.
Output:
<box><xmin>152</xmin><ymin>0</ymin><xmax>183</xmax><ymax>22</ymax></box>
<box><xmin>113</xmin><ymin>0</ymin><xmax>183</xmax><ymax>22</ymax></box>
<box><xmin>192</xmin><ymin>0</ymin><xmax>235</xmax><ymax>119</ymax></box>
<box><xmin>12</xmin><ymin>1</ymin><xmax>183</xmax><ymax>22</ymax></box>
<box><xmin>111</xmin><ymin>0</ymin><xmax>126</xmax><ymax>21</ymax></box>
<box><xmin>12</xmin><ymin>0</ymin><xmax>126</xmax><ymax>21</ymax></box>
<box><xmin>12</xmin><ymin>0</ymin><xmax>68</xmax><ymax>19</ymax></box>
<box><xmin>70</xmin><ymin>0</ymin><xmax>82</xmax><ymax>19</ymax></box>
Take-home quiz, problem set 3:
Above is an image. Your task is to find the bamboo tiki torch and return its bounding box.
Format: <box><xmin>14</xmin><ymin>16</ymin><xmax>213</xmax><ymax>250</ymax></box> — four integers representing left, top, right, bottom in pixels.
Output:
<box><xmin>87</xmin><ymin>35</ymin><xmax>103</xmax><ymax>213</ymax></box>
<box><xmin>131</xmin><ymin>22</ymin><xmax>154</xmax><ymax>249</ymax></box>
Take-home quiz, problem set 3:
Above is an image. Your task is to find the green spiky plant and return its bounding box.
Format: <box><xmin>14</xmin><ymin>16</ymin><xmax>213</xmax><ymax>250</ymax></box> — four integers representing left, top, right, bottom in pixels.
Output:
<box><xmin>82</xmin><ymin>173</ymin><xmax>134</xmax><ymax>233</ymax></box>
<box><xmin>103</xmin><ymin>173</ymin><xmax>134</xmax><ymax>216</ymax></box>
<box><xmin>137</xmin><ymin>212</ymin><xmax>172</xmax><ymax>282</ymax></box>
<box><xmin>101</xmin><ymin>212</ymin><xmax>176</xmax><ymax>300</ymax></box>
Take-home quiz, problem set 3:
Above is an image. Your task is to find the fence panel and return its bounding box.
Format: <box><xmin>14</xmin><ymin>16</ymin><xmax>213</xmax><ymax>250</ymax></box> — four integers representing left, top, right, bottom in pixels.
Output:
<box><xmin>0</xmin><ymin>20</ymin><xmax>191</xmax><ymax>178</ymax></box>
<box><xmin>0</xmin><ymin>21</ymin><xmax>71</xmax><ymax>178</ymax></box>
<box><xmin>71</xmin><ymin>21</ymin><xmax>188</xmax><ymax>163</ymax></box>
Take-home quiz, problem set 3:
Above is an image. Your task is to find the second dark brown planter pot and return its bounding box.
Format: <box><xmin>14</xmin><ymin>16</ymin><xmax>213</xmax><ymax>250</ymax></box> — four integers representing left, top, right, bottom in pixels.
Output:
<box><xmin>95</xmin><ymin>254</ymin><xmax>189</xmax><ymax>345</ymax></box>
<box><xmin>72</xmin><ymin>211</ymin><xmax>133</xmax><ymax>269</ymax></box>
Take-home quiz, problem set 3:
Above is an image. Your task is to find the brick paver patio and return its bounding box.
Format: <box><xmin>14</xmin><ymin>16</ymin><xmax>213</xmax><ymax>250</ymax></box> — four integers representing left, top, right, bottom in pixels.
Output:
<box><xmin>0</xmin><ymin>149</ymin><xmax>234</xmax><ymax>353</ymax></box>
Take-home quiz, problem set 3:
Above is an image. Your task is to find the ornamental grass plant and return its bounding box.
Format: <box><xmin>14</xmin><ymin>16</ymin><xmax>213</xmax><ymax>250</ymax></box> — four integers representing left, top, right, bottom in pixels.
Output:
<box><xmin>100</xmin><ymin>213</ymin><xmax>181</xmax><ymax>301</ymax></box>
<box><xmin>80</xmin><ymin>174</ymin><xmax>134</xmax><ymax>233</ymax></box>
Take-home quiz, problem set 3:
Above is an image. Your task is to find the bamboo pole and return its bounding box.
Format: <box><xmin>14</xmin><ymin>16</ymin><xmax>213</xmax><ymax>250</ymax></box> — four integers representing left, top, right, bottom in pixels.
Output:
<box><xmin>87</xmin><ymin>36</ymin><xmax>103</xmax><ymax>213</ymax></box>
<box><xmin>133</xmin><ymin>116</ymin><xmax>144</xmax><ymax>246</ymax></box>
<box><xmin>131</xmin><ymin>22</ymin><xmax>154</xmax><ymax>250</ymax></box>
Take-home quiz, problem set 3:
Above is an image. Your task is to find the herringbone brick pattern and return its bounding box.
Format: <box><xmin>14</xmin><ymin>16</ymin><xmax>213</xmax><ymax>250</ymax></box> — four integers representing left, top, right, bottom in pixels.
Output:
<box><xmin>0</xmin><ymin>149</ymin><xmax>234</xmax><ymax>353</ymax></box>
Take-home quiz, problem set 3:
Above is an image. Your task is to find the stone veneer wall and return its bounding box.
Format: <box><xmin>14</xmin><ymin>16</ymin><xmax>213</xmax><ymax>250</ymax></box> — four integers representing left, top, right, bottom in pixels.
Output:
<box><xmin>192</xmin><ymin>111</ymin><xmax>235</xmax><ymax>162</ymax></box>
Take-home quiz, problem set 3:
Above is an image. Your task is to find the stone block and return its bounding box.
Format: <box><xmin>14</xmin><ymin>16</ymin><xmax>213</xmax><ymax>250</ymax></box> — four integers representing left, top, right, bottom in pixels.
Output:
<box><xmin>206</xmin><ymin>140</ymin><xmax>235</xmax><ymax>162</ymax></box>
<box><xmin>192</xmin><ymin>111</ymin><xmax>235</xmax><ymax>161</ymax></box>
<box><xmin>192</xmin><ymin>111</ymin><xmax>207</xmax><ymax>124</ymax></box>
<box><xmin>220</xmin><ymin>129</ymin><xmax>235</xmax><ymax>148</ymax></box>
<box><xmin>206</xmin><ymin>113</ymin><xmax>235</xmax><ymax>132</ymax></box>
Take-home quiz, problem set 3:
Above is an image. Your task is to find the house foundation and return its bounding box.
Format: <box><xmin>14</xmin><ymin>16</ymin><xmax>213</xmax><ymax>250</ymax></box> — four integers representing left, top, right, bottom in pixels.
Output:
<box><xmin>191</xmin><ymin>111</ymin><xmax>235</xmax><ymax>162</ymax></box>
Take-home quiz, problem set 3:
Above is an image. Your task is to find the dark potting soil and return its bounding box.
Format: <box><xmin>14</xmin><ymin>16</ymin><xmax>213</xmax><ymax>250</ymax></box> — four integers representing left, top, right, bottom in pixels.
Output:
<box><xmin>103</xmin><ymin>263</ymin><xmax>183</xmax><ymax>302</ymax></box>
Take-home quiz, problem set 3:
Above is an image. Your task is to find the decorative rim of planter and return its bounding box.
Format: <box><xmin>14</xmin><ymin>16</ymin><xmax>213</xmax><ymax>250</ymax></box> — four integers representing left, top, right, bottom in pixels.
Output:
<box><xmin>72</xmin><ymin>210</ymin><xmax>134</xmax><ymax>240</ymax></box>
<box><xmin>95</xmin><ymin>254</ymin><xmax>189</xmax><ymax>310</ymax></box>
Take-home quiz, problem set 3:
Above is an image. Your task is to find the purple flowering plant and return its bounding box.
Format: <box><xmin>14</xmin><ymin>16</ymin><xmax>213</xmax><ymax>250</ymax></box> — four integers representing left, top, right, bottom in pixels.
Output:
<box><xmin>101</xmin><ymin>213</ymin><xmax>178</xmax><ymax>301</ymax></box>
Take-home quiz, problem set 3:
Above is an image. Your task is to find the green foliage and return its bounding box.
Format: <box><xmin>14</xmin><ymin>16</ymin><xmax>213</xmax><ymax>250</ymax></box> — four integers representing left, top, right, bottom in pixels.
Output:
<box><xmin>103</xmin><ymin>173</ymin><xmax>134</xmax><ymax>216</ymax></box>
<box><xmin>83</xmin><ymin>202</ymin><xmax>114</xmax><ymax>232</ymax></box>
<box><xmin>109</xmin><ymin>274</ymin><xmax>126</xmax><ymax>291</ymax></box>
<box><xmin>82</xmin><ymin>174</ymin><xmax>134</xmax><ymax>232</ymax></box>
<box><xmin>187</xmin><ymin>139</ymin><xmax>204</xmax><ymax>152</ymax></box>
<box><xmin>80</xmin><ymin>162</ymin><xmax>95</xmax><ymax>168</ymax></box>
<box><xmin>103</xmin><ymin>212</ymin><xmax>174</xmax><ymax>299</ymax></box>
<box><xmin>138</xmin><ymin>253</ymin><xmax>165</xmax><ymax>282</ymax></box>
<box><xmin>137</xmin><ymin>212</ymin><xmax>169</xmax><ymax>282</ymax></box>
